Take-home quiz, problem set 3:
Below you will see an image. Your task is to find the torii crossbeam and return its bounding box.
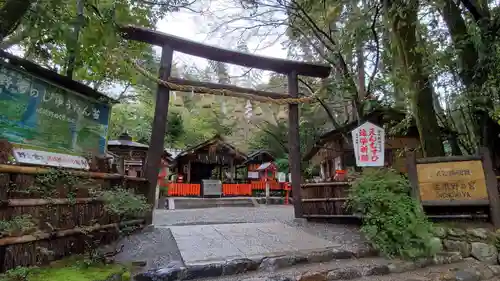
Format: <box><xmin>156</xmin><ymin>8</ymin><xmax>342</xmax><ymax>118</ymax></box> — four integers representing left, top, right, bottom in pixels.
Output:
<box><xmin>120</xmin><ymin>25</ymin><xmax>331</xmax><ymax>224</ymax></box>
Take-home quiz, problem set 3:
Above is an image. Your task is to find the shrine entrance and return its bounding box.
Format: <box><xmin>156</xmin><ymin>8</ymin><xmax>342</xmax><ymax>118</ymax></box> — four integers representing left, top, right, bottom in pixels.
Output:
<box><xmin>119</xmin><ymin>25</ymin><xmax>331</xmax><ymax>224</ymax></box>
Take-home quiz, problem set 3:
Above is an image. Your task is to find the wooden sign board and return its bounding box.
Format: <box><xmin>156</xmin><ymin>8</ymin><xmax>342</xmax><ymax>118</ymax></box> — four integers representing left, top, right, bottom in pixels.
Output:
<box><xmin>417</xmin><ymin>160</ymin><xmax>488</xmax><ymax>202</ymax></box>
<box><xmin>406</xmin><ymin>149</ymin><xmax>500</xmax><ymax>228</ymax></box>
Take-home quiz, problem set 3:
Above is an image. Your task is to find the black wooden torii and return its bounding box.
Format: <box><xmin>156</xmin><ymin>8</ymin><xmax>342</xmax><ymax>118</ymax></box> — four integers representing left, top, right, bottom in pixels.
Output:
<box><xmin>120</xmin><ymin>25</ymin><xmax>331</xmax><ymax>224</ymax></box>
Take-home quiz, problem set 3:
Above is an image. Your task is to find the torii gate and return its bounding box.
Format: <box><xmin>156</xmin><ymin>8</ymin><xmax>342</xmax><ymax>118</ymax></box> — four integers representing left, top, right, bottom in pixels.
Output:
<box><xmin>120</xmin><ymin>25</ymin><xmax>331</xmax><ymax>224</ymax></box>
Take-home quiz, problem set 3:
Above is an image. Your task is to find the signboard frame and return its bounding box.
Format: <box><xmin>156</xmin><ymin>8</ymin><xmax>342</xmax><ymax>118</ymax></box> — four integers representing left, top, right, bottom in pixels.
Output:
<box><xmin>406</xmin><ymin>148</ymin><xmax>500</xmax><ymax>228</ymax></box>
<box><xmin>0</xmin><ymin>60</ymin><xmax>112</xmax><ymax>157</ymax></box>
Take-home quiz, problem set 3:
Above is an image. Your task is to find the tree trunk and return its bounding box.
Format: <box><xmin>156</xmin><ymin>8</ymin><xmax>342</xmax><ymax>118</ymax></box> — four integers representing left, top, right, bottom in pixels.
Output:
<box><xmin>0</xmin><ymin>0</ymin><xmax>35</xmax><ymax>41</ymax></box>
<box><xmin>388</xmin><ymin>0</ymin><xmax>445</xmax><ymax>157</ymax></box>
<box><xmin>439</xmin><ymin>0</ymin><xmax>500</xmax><ymax>166</ymax></box>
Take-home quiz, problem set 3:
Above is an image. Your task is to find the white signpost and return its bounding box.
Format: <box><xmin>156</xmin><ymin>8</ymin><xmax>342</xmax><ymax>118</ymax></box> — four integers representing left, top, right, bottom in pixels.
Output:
<box><xmin>351</xmin><ymin>122</ymin><xmax>385</xmax><ymax>167</ymax></box>
<box><xmin>13</xmin><ymin>148</ymin><xmax>90</xmax><ymax>170</ymax></box>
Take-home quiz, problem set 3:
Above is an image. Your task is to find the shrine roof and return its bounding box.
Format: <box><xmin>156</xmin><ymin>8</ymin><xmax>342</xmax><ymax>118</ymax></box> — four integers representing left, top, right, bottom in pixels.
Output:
<box><xmin>242</xmin><ymin>149</ymin><xmax>275</xmax><ymax>165</ymax></box>
<box><xmin>256</xmin><ymin>162</ymin><xmax>276</xmax><ymax>171</ymax></box>
<box><xmin>302</xmin><ymin>108</ymin><xmax>414</xmax><ymax>161</ymax></box>
<box><xmin>175</xmin><ymin>135</ymin><xmax>247</xmax><ymax>162</ymax></box>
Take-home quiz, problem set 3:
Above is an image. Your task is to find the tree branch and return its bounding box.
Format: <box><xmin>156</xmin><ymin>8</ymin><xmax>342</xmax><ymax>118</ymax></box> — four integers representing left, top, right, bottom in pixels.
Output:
<box><xmin>366</xmin><ymin>4</ymin><xmax>381</xmax><ymax>96</ymax></box>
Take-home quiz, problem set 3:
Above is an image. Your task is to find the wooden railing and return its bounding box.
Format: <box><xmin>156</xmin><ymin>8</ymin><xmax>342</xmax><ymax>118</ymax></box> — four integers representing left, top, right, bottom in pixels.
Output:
<box><xmin>300</xmin><ymin>182</ymin><xmax>359</xmax><ymax>219</ymax></box>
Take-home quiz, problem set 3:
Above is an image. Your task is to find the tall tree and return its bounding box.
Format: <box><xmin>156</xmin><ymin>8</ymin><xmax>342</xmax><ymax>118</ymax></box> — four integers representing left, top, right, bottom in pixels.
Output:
<box><xmin>387</xmin><ymin>0</ymin><xmax>445</xmax><ymax>156</ymax></box>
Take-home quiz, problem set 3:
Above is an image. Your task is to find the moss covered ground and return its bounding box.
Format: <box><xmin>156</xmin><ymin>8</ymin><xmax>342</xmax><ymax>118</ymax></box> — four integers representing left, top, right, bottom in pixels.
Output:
<box><xmin>0</xmin><ymin>256</ymin><xmax>131</xmax><ymax>281</ymax></box>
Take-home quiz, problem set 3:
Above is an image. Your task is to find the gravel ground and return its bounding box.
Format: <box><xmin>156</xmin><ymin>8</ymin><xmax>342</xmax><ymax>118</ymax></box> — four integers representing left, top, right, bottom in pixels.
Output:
<box><xmin>114</xmin><ymin>227</ymin><xmax>184</xmax><ymax>271</ymax></box>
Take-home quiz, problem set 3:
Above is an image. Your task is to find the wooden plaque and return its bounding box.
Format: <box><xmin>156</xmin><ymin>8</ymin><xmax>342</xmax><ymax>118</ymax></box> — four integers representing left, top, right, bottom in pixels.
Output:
<box><xmin>416</xmin><ymin>160</ymin><xmax>488</xmax><ymax>202</ymax></box>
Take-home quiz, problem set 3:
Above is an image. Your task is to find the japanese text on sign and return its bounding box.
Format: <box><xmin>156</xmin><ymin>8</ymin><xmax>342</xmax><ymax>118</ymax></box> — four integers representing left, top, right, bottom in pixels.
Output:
<box><xmin>416</xmin><ymin>160</ymin><xmax>488</xmax><ymax>202</ymax></box>
<box><xmin>0</xmin><ymin>62</ymin><xmax>111</xmax><ymax>155</ymax></box>
<box><xmin>351</xmin><ymin>122</ymin><xmax>385</xmax><ymax>167</ymax></box>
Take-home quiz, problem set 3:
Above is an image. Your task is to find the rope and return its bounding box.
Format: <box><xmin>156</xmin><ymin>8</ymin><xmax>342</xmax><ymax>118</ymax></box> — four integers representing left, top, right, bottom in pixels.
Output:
<box><xmin>125</xmin><ymin>56</ymin><xmax>324</xmax><ymax>105</ymax></box>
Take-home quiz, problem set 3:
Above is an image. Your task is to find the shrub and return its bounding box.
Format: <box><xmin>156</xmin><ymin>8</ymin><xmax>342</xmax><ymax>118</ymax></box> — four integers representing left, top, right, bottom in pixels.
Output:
<box><xmin>348</xmin><ymin>168</ymin><xmax>436</xmax><ymax>259</ymax></box>
<box><xmin>0</xmin><ymin>215</ymin><xmax>36</xmax><ymax>237</ymax></box>
<box><xmin>95</xmin><ymin>188</ymin><xmax>150</xmax><ymax>219</ymax></box>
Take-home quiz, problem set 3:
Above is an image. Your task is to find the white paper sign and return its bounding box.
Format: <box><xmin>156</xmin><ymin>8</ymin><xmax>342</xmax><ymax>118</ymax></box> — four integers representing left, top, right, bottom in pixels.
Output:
<box><xmin>277</xmin><ymin>172</ymin><xmax>286</xmax><ymax>182</ymax></box>
<box><xmin>351</xmin><ymin>121</ymin><xmax>385</xmax><ymax>167</ymax></box>
<box><xmin>13</xmin><ymin>148</ymin><xmax>90</xmax><ymax>170</ymax></box>
<box><xmin>248</xmin><ymin>171</ymin><xmax>259</xmax><ymax>179</ymax></box>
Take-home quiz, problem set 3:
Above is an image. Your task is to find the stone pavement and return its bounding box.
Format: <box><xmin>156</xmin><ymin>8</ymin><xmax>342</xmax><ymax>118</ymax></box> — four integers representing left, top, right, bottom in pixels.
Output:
<box><xmin>116</xmin><ymin>206</ymin><xmax>369</xmax><ymax>272</ymax></box>
<box><xmin>163</xmin><ymin>222</ymin><xmax>340</xmax><ymax>265</ymax></box>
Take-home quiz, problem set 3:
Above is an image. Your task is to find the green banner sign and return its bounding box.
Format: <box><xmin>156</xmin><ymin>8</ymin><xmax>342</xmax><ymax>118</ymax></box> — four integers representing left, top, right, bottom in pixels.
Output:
<box><xmin>0</xmin><ymin>62</ymin><xmax>111</xmax><ymax>156</ymax></box>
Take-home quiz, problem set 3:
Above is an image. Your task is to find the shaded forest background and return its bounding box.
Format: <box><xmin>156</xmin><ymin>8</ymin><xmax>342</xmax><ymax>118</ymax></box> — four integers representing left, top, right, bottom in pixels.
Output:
<box><xmin>1</xmin><ymin>0</ymin><xmax>500</xmax><ymax>175</ymax></box>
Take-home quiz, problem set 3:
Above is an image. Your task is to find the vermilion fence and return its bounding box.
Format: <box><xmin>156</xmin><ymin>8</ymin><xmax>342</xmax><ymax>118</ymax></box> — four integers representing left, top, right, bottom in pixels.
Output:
<box><xmin>250</xmin><ymin>181</ymin><xmax>281</xmax><ymax>190</ymax></box>
<box><xmin>165</xmin><ymin>181</ymin><xmax>287</xmax><ymax>197</ymax></box>
<box><xmin>167</xmin><ymin>183</ymin><xmax>201</xmax><ymax>196</ymax></box>
<box><xmin>222</xmin><ymin>184</ymin><xmax>252</xmax><ymax>196</ymax></box>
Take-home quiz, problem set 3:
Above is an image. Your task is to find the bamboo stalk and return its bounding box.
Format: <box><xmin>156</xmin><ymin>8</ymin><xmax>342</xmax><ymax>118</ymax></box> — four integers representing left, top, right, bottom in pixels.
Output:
<box><xmin>0</xmin><ymin>219</ymin><xmax>144</xmax><ymax>246</ymax></box>
<box><xmin>0</xmin><ymin>164</ymin><xmax>147</xmax><ymax>181</ymax></box>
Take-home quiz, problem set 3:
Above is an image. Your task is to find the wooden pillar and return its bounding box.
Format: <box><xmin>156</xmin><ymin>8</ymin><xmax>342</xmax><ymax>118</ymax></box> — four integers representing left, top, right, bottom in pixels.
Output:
<box><xmin>288</xmin><ymin>71</ymin><xmax>303</xmax><ymax>218</ymax></box>
<box><xmin>480</xmin><ymin>147</ymin><xmax>500</xmax><ymax>228</ymax></box>
<box><xmin>230</xmin><ymin>158</ymin><xmax>236</xmax><ymax>183</ymax></box>
<box><xmin>144</xmin><ymin>45</ymin><xmax>173</xmax><ymax>225</ymax></box>
<box><xmin>187</xmin><ymin>160</ymin><xmax>191</xmax><ymax>183</ymax></box>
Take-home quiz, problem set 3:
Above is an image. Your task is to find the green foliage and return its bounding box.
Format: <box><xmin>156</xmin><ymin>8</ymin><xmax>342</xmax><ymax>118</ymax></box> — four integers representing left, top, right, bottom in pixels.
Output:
<box><xmin>94</xmin><ymin>188</ymin><xmax>150</xmax><ymax>219</ymax></box>
<box><xmin>348</xmin><ymin>168</ymin><xmax>436</xmax><ymax>259</ymax></box>
<box><xmin>0</xmin><ymin>256</ymin><xmax>128</xmax><ymax>281</ymax></box>
<box><xmin>275</xmin><ymin>156</ymin><xmax>289</xmax><ymax>172</ymax></box>
<box><xmin>1</xmin><ymin>266</ymin><xmax>31</xmax><ymax>281</ymax></box>
<box><xmin>0</xmin><ymin>215</ymin><xmax>36</xmax><ymax>237</ymax></box>
<box><xmin>33</xmin><ymin>168</ymin><xmax>88</xmax><ymax>202</ymax></box>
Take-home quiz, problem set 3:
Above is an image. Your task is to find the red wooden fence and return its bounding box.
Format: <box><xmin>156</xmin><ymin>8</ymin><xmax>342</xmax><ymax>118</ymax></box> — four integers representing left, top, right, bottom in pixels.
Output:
<box><xmin>165</xmin><ymin>181</ymin><xmax>287</xmax><ymax>197</ymax></box>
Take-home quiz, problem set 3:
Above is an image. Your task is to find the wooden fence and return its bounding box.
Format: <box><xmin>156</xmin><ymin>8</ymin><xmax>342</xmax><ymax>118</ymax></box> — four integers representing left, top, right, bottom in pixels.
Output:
<box><xmin>0</xmin><ymin>164</ymin><xmax>149</xmax><ymax>272</ymax></box>
<box><xmin>164</xmin><ymin>181</ymin><xmax>287</xmax><ymax>197</ymax></box>
<box><xmin>300</xmin><ymin>182</ymin><xmax>356</xmax><ymax>219</ymax></box>
<box><xmin>299</xmin><ymin>149</ymin><xmax>500</xmax><ymax>227</ymax></box>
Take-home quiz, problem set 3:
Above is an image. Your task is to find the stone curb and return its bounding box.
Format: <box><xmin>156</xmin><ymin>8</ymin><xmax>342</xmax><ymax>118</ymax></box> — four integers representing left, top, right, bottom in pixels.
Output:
<box><xmin>241</xmin><ymin>251</ymin><xmax>464</xmax><ymax>281</ymax></box>
<box><xmin>133</xmin><ymin>247</ymin><xmax>377</xmax><ymax>281</ymax></box>
<box><xmin>402</xmin><ymin>257</ymin><xmax>500</xmax><ymax>281</ymax></box>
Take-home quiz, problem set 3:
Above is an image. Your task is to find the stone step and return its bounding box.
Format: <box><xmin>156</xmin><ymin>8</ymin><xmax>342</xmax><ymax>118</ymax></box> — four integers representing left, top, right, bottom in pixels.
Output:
<box><xmin>192</xmin><ymin>252</ymin><xmax>465</xmax><ymax>281</ymax></box>
<box><xmin>133</xmin><ymin>246</ymin><xmax>462</xmax><ymax>281</ymax></box>
<box><xmin>170</xmin><ymin>197</ymin><xmax>256</xmax><ymax>209</ymax></box>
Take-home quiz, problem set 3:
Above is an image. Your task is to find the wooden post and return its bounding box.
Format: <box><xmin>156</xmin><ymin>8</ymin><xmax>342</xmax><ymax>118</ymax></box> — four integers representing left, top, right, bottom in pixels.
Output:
<box><xmin>187</xmin><ymin>160</ymin><xmax>191</xmax><ymax>183</ymax></box>
<box><xmin>288</xmin><ymin>71</ymin><xmax>303</xmax><ymax>218</ymax></box>
<box><xmin>229</xmin><ymin>158</ymin><xmax>235</xmax><ymax>183</ymax></box>
<box><xmin>144</xmin><ymin>45</ymin><xmax>173</xmax><ymax>225</ymax></box>
<box><xmin>480</xmin><ymin>147</ymin><xmax>500</xmax><ymax>228</ymax></box>
<box><xmin>405</xmin><ymin>150</ymin><xmax>420</xmax><ymax>203</ymax></box>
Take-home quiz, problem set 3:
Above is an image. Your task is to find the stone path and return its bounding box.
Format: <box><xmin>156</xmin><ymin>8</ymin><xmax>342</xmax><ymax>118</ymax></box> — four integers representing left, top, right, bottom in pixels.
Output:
<box><xmin>117</xmin><ymin>205</ymin><xmax>374</xmax><ymax>279</ymax></box>
<box><xmin>163</xmin><ymin>222</ymin><xmax>340</xmax><ymax>264</ymax></box>
<box><xmin>153</xmin><ymin>206</ymin><xmax>367</xmax><ymax>252</ymax></box>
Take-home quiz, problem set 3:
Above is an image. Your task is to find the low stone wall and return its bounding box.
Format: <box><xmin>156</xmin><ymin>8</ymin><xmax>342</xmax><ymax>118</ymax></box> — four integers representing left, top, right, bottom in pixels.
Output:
<box><xmin>433</xmin><ymin>226</ymin><xmax>500</xmax><ymax>264</ymax></box>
